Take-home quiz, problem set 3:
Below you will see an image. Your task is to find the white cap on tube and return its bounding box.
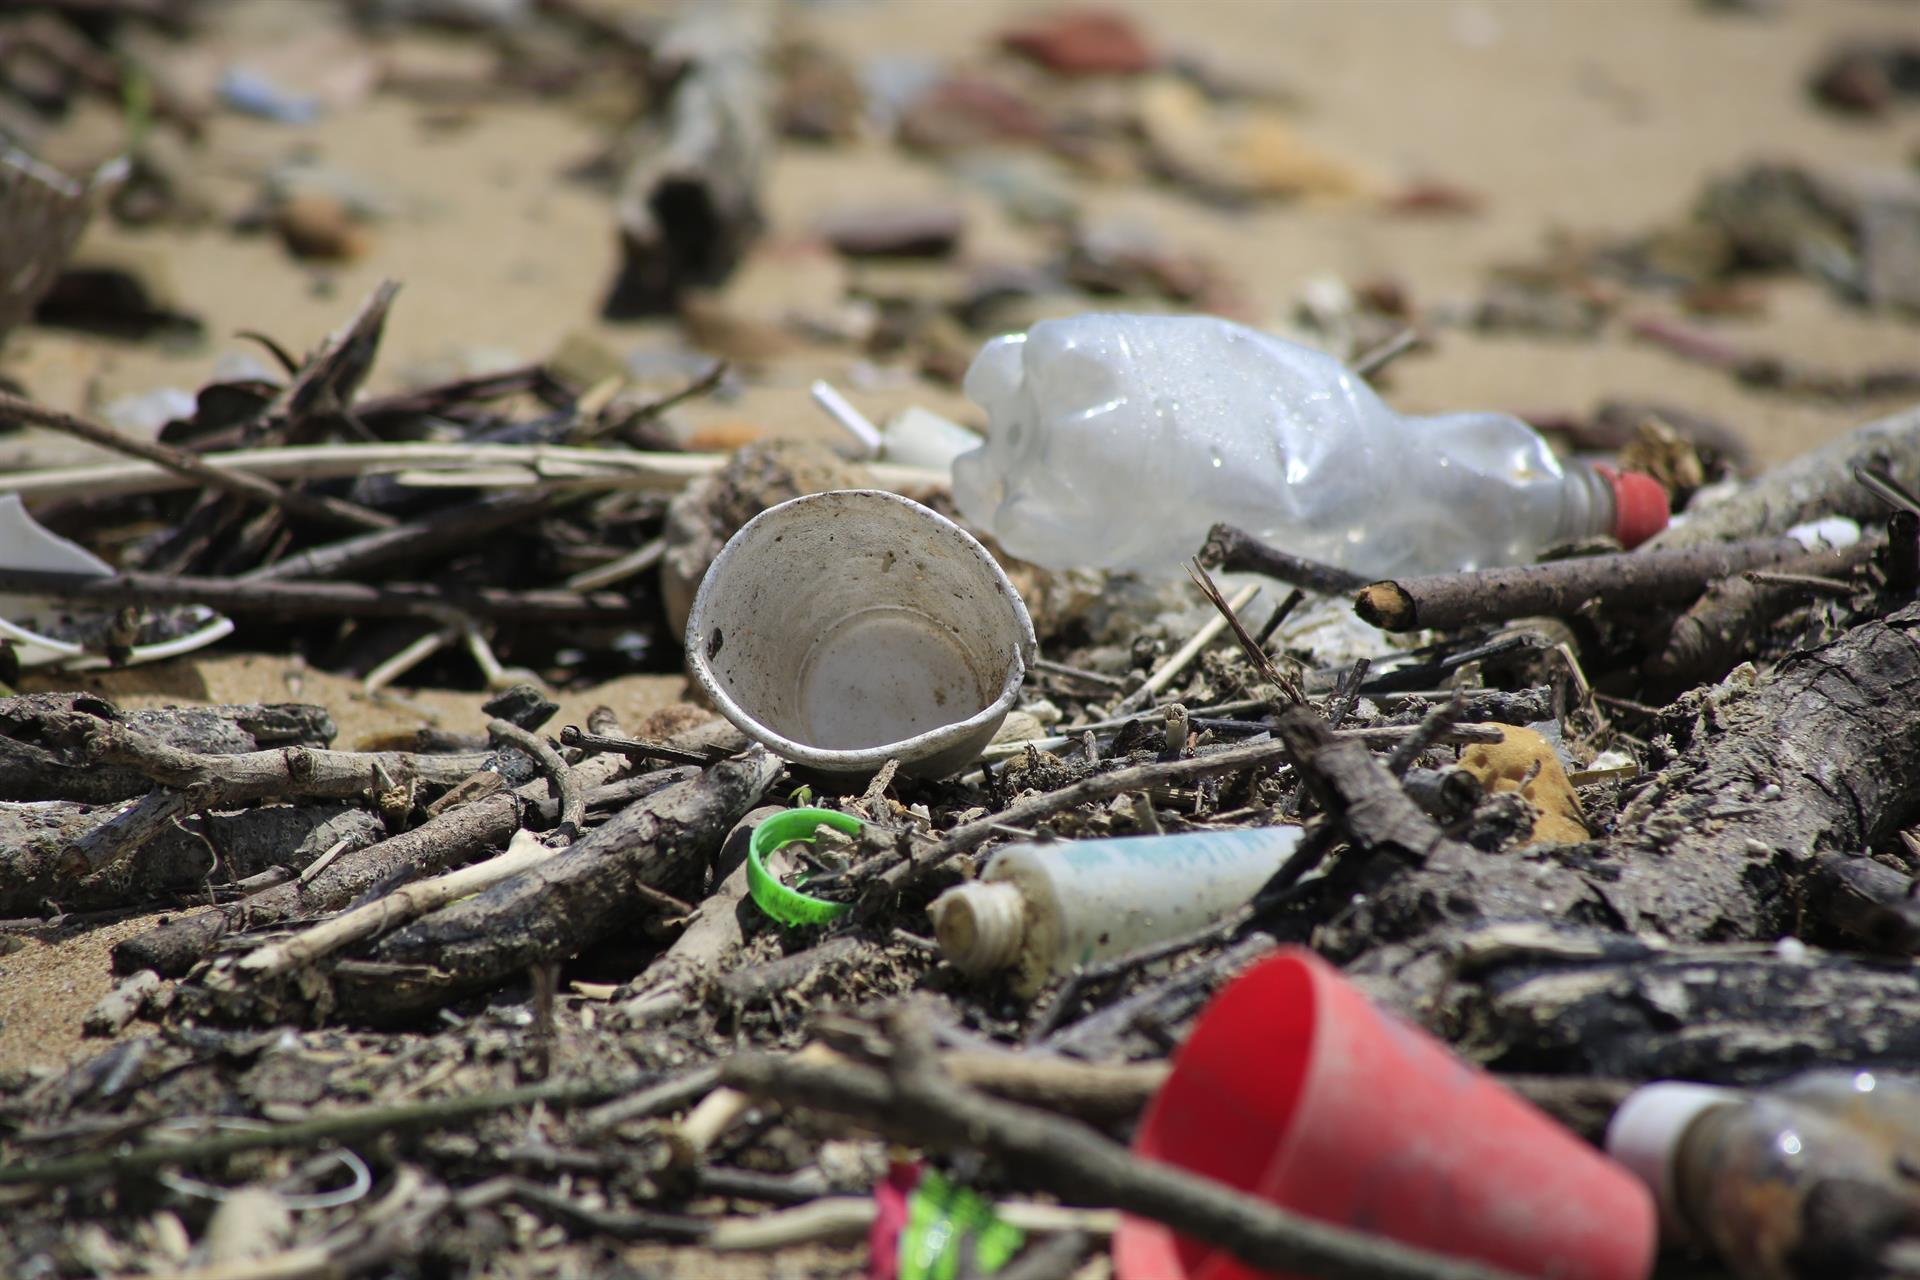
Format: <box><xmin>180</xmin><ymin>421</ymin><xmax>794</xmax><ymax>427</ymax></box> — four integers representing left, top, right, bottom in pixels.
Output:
<box><xmin>1604</xmin><ymin>1081</ymin><xmax>1738</xmax><ymax>1238</ymax></box>
<box><xmin>928</xmin><ymin>881</ymin><xmax>1026</xmax><ymax>976</ymax></box>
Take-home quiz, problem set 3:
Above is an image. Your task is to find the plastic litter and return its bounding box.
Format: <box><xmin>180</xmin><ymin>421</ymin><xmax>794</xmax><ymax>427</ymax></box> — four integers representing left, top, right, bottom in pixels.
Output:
<box><xmin>809</xmin><ymin>381</ymin><xmax>983</xmax><ymax>470</ymax></box>
<box><xmin>746</xmin><ymin>807</ymin><xmax>862</xmax><ymax>927</ymax></box>
<box><xmin>0</xmin><ymin>495</ymin><xmax>232</xmax><ymax>670</ymax></box>
<box><xmin>1115</xmin><ymin>946</ymin><xmax>1657</xmax><ymax>1280</ymax></box>
<box><xmin>929</xmin><ymin>827</ymin><xmax>1302</xmax><ymax>996</ymax></box>
<box><xmin>218</xmin><ymin>67</ymin><xmax>322</xmax><ymax>124</ymax></box>
<box><xmin>1606</xmin><ymin>1069</ymin><xmax>1920</xmax><ymax>1280</ymax></box>
<box><xmin>878</xmin><ymin>407</ymin><xmax>983</xmax><ymax>473</ymax></box>
<box><xmin>953</xmin><ymin>313</ymin><xmax>1670</xmax><ymax>577</ymax></box>
<box><xmin>686</xmin><ymin>489</ymin><xmax>1036</xmax><ymax>778</ymax></box>
<box><xmin>871</xmin><ymin>1162</ymin><xmax>1024</xmax><ymax>1280</ymax></box>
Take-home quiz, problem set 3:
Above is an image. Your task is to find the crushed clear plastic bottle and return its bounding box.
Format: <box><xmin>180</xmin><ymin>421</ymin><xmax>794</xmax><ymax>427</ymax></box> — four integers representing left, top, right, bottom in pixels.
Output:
<box><xmin>952</xmin><ymin>313</ymin><xmax>1667</xmax><ymax>578</ymax></box>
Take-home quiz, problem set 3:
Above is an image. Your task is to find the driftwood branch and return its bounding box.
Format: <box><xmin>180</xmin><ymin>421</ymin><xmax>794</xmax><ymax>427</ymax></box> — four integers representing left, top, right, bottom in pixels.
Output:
<box><xmin>1646</xmin><ymin>538</ymin><xmax>1880</xmax><ymax>685</ymax></box>
<box><xmin>112</xmin><ymin>739</ymin><xmax>643</xmax><ymax>977</ymax></box>
<box><xmin>0</xmin><ymin>801</ymin><xmax>381</xmax><ymax>917</ymax></box>
<box><xmin>324</xmin><ymin>750</ymin><xmax>782</xmax><ymax>1020</ymax></box>
<box><xmin>1354</xmin><ymin>537</ymin><xmax>1808</xmax><ymax>632</ymax></box>
<box><xmin>604</xmin><ymin>0</ymin><xmax>775</xmax><ymax>314</ymax></box>
<box><xmin>71</xmin><ymin>715</ymin><xmax>486</xmax><ymax>807</ymax></box>
<box><xmin>112</xmin><ymin>791</ymin><xmax>520</xmax><ymax>977</ymax></box>
<box><xmin>0</xmin><ymin>696</ymin><xmax>336</xmax><ymax>803</ymax></box>
<box><xmin>1445</xmin><ymin>926</ymin><xmax>1920</xmax><ymax>1084</ymax></box>
<box><xmin>1602</xmin><ymin>601</ymin><xmax>1920</xmax><ymax>941</ymax></box>
<box><xmin>208</xmin><ymin>831</ymin><xmax>558</xmax><ymax>993</ymax></box>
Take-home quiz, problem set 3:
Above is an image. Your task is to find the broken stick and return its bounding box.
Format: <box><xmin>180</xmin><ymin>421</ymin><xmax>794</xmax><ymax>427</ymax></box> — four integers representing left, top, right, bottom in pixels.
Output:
<box><xmin>1201</xmin><ymin>523</ymin><xmax>1372</xmax><ymax>596</ymax></box>
<box><xmin>1353</xmin><ymin>536</ymin><xmax>1808</xmax><ymax>632</ymax></box>
<box><xmin>0</xmin><ymin>567</ymin><xmax>637</xmax><ymax>625</ymax></box>
<box><xmin>0</xmin><ymin>391</ymin><xmax>393</xmax><ymax>531</ymax></box>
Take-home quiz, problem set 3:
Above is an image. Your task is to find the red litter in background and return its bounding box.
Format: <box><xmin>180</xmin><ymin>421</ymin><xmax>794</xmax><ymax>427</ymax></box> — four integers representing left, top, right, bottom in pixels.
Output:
<box><xmin>1114</xmin><ymin>947</ymin><xmax>1657</xmax><ymax>1280</ymax></box>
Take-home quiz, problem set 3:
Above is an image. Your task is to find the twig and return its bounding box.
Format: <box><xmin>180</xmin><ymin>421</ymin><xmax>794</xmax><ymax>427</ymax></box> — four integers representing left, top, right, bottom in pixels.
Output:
<box><xmin>1856</xmin><ymin>463</ymin><xmax>1920</xmax><ymax>516</ymax></box>
<box><xmin>0</xmin><ymin>440</ymin><xmax>943</xmax><ymax>503</ymax></box>
<box><xmin>1354</xmin><ymin>536</ymin><xmax>1809</xmax><ymax>632</ymax></box>
<box><xmin>1741</xmin><ymin>569</ymin><xmax>1858</xmax><ymax>595</ymax></box>
<box><xmin>82</xmin><ymin>969</ymin><xmax>162</xmax><ymax>1036</ymax></box>
<box><xmin>1383</xmin><ymin>691</ymin><xmax>1467</xmax><ymax>777</ymax></box>
<box><xmin>1324</xmin><ymin>657</ymin><xmax>1371</xmax><ymax>729</ymax></box>
<box><xmin>245</xmin><ymin>492</ymin><xmax>555</xmax><ymax>583</ymax></box>
<box><xmin>212</xmin><ymin>832</ymin><xmax>558</xmax><ymax>988</ymax></box>
<box><xmin>1113</xmin><ymin>583</ymin><xmax>1260</xmax><ymax>714</ymax></box>
<box><xmin>363</xmin><ymin>627</ymin><xmax>455</xmax><ymax>693</ymax></box>
<box><xmin>0</xmin><ymin>1071</ymin><xmax>686</xmax><ymax>1187</ymax></box>
<box><xmin>721</xmin><ymin>1041</ymin><xmax>1518</xmax><ymax>1280</ymax></box>
<box><xmin>557</xmin><ymin>725</ymin><xmax>724</xmax><ymax>767</ymax></box>
<box><xmin>489</xmin><ymin>719</ymin><xmax>583</xmax><ymax>840</ymax></box>
<box><xmin>1043</xmin><ymin>933</ymin><xmax>1278</xmax><ymax>1056</ymax></box>
<box><xmin>564</xmin><ymin>537</ymin><xmax>664</xmax><ymax>591</ymax></box>
<box><xmin>0</xmin><ymin>392</ymin><xmax>393</xmax><ymax>531</ymax></box>
<box><xmin>1201</xmin><ymin>524</ymin><xmax>1371</xmax><ymax>596</ymax></box>
<box><xmin>1350</xmin><ymin>327</ymin><xmax>1422</xmax><ymax>381</ymax></box>
<box><xmin>297</xmin><ymin>837</ymin><xmax>352</xmax><ymax>887</ymax></box>
<box><xmin>599</xmin><ymin>360</ymin><xmax>730</xmax><ymax>437</ymax></box>
<box><xmin>574</xmin><ymin>1065</ymin><xmax>724</xmax><ymax>1135</ymax></box>
<box><xmin>0</xmin><ymin>568</ymin><xmax>637</xmax><ymax>625</ymax></box>
<box><xmin>68</xmin><ymin>788</ymin><xmax>193</xmax><ymax>873</ymax></box>
<box><xmin>1255</xmin><ymin>587</ymin><xmax>1305</xmax><ymax>648</ymax></box>
<box><xmin>1186</xmin><ymin>560</ymin><xmax>1303</xmax><ymax>703</ymax></box>
<box><xmin>1032</xmin><ymin>657</ymin><xmax>1130</xmax><ymax>690</ymax></box>
<box><xmin>1647</xmin><ymin>538</ymin><xmax>1879</xmax><ymax>685</ymax></box>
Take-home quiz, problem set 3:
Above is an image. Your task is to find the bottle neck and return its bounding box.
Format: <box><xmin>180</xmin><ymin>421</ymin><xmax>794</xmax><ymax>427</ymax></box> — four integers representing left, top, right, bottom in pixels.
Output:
<box><xmin>1556</xmin><ymin>458</ymin><xmax>1618</xmax><ymax>546</ymax></box>
<box><xmin>1669</xmin><ymin>1100</ymin><xmax>1740</xmax><ymax>1242</ymax></box>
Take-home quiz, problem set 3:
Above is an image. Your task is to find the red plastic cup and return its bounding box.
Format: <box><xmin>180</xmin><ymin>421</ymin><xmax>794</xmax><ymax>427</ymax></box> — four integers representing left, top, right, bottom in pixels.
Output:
<box><xmin>1113</xmin><ymin>947</ymin><xmax>1656</xmax><ymax>1280</ymax></box>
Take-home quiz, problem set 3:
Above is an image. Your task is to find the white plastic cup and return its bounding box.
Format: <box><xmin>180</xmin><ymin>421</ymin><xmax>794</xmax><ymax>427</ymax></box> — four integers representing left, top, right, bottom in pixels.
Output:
<box><xmin>685</xmin><ymin>489</ymin><xmax>1037</xmax><ymax>778</ymax></box>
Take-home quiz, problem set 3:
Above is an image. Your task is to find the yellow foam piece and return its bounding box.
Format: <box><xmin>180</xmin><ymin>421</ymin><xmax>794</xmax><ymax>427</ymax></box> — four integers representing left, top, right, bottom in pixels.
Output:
<box><xmin>1456</xmin><ymin>724</ymin><xmax>1589</xmax><ymax>846</ymax></box>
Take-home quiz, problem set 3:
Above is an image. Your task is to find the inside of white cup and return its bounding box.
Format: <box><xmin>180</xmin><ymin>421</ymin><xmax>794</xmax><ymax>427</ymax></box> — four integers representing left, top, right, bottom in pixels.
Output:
<box><xmin>796</xmin><ymin>605</ymin><xmax>990</xmax><ymax>749</ymax></box>
<box><xmin>693</xmin><ymin>492</ymin><xmax>1021</xmax><ymax>755</ymax></box>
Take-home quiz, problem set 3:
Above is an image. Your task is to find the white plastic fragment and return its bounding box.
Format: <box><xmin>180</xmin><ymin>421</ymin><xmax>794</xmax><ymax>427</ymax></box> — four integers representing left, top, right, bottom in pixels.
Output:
<box><xmin>0</xmin><ymin>495</ymin><xmax>232</xmax><ymax>669</ymax></box>
<box><xmin>879</xmin><ymin>406</ymin><xmax>982</xmax><ymax>472</ymax></box>
<box><xmin>808</xmin><ymin>380</ymin><xmax>883</xmax><ymax>458</ymax></box>
<box><xmin>1785</xmin><ymin>515</ymin><xmax>1862</xmax><ymax>551</ymax></box>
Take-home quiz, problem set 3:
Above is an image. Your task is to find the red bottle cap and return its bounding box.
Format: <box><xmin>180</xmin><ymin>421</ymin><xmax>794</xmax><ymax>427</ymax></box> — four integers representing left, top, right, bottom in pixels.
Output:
<box><xmin>1596</xmin><ymin>466</ymin><xmax>1670</xmax><ymax>548</ymax></box>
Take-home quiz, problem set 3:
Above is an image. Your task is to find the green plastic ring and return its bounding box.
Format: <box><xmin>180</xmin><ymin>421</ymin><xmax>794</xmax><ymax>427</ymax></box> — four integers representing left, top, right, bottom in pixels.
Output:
<box><xmin>747</xmin><ymin>807</ymin><xmax>863</xmax><ymax>926</ymax></box>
